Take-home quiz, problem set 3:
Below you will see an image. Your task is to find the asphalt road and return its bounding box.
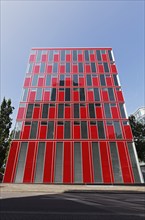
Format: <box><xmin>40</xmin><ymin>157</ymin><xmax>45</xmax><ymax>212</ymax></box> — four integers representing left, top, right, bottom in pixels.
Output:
<box><xmin>1</xmin><ymin>191</ymin><xmax>145</xmax><ymax>220</ymax></box>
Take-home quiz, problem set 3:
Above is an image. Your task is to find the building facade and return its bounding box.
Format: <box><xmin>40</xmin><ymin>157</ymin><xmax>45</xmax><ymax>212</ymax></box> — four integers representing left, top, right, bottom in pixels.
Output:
<box><xmin>3</xmin><ymin>48</ymin><xmax>143</xmax><ymax>184</ymax></box>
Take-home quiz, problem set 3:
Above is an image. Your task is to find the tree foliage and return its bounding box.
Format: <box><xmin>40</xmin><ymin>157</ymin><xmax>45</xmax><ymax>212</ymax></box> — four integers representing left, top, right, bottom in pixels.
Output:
<box><xmin>0</xmin><ymin>98</ymin><xmax>14</xmax><ymax>169</ymax></box>
<box><xmin>129</xmin><ymin>115</ymin><xmax>145</xmax><ymax>162</ymax></box>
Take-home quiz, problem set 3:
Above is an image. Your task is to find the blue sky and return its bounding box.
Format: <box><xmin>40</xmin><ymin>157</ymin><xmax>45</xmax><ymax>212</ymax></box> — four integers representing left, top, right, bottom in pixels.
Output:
<box><xmin>1</xmin><ymin>0</ymin><xmax>144</xmax><ymax>128</ymax></box>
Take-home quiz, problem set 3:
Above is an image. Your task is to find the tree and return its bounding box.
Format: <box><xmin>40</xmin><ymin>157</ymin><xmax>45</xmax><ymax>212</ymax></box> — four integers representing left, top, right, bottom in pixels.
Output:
<box><xmin>0</xmin><ymin>98</ymin><xmax>14</xmax><ymax>170</ymax></box>
<box><xmin>129</xmin><ymin>115</ymin><xmax>145</xmax><ymax>162</ymax></box>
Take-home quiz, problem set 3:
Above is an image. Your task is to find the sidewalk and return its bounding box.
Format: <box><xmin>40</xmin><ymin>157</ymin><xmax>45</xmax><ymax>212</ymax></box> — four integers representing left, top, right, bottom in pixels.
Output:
<box><xmin>1</xmin><ymin>183</ymin><xmax>145</xmax><ymax>193</ymax></box>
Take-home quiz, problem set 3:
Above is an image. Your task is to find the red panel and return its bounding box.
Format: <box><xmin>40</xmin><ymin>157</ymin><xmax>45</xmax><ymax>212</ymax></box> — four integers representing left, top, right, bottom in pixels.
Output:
<box><xmin>54</xmin><ymin>55</ymin><xmax>59</xmax><ymax>62</ymax></box>
<box><xmin>43</xmin><ymin>142</ymin><xmax>54</xmax><ymax>183</ymax></box>
<box><xmin>41</xmin><ymin>54</ymin><xmax>47</xmax><ymax>62</ymax></box>
<box><xmin>100</xmin><ymin>142</ymin><xmax>112</xmax><ymax>183</ymax></box>
<box><xmin>24</xmin><ymin>78</ymin><xmax>31</xmax><ymax>87</ymax></box>
<box><xmin>47</xmin><ymin>65</ymin><xmax>52</xmax><ymax>73</ymax></box>
<box><xmin>66</xmin><ymin>54</ymin><xmax>71</xmax><ymax>62</ymax></box>
<box><xmin>85</xmin><ymin>64</ymin><xmax>91</xmax><ymax>73</ymax></box>
<box><xmin>29</xmin><ymin>91</ymin><xmax>36</xmax><ymax>102</ymax></box>
<box><xmin>102</xmin><ymin>54</ymin><xmax>107</xmax><ymax>61</ymax></box>
<box><xmin>98</xmin><ymin>65</ymin><xmax>104</xmax><ymax>73</ymax></box>
<box><xmin>21</xmin><ymin>126</ymin><xmax>30</xmax><ymax>139</ymax></box>
<box><xmin>87</xmin><ymin>90</ymin><xmax>94</xmax><ymax>101</ymax></box>
<box><xmin>43</xmin><ymin>91</ymin><xmax>50</xmax><ymax>101</ymax></box>
<box><xmin>29</xmin><ymin>55</ymin><xmax>35</xmax><ymax>62</ymax></box>
<box><xmin>3</xmin><ymin>142</ymin><xmax>19</xmax><ymax>183</ymax></box>
<box><xmin>95</xmin><ymin>107</ymin><xmax>103</xmax><ymax>118</ymax></box>
<box><xmin>79</xmin><ymin>77</ymin><xmax>85</xmax><ymax>86</ymax></box>
<box><xmin>60</xmin><ymin>65</ymin><xmax>65</xmax><ymax>73</ymax></box>
<box><xmin>63</xmin><ymin>142</ymin><xmax>72</xmax><ymax>183</ymax></box>
<box><xmin>23</xmin><ymin>142</ymin><xmax>36</xmax><ymax>183</ymax></box>
<box><xmin>39</xmin><ymin>125</ymin><xmax>47</xmax><ymax>139</ymax></box>
<box><xmin>73</xmin><ymin>91</ymin><xmax>79</xmax><ymax>101</ymax></box>
<box><xmin>107</xmin><ymin>125</ymin><xmax>115</xmax><ymax>139</ymax></box>
<box><xmin>73</xmin><ymin>126</ymin><xmax>80</xmax><ymax>139</ymax></box>
<box><xmin>90</xmin><ymin>54</ymin><xmax>95</xmax><ymax>61</ymax></box>
<box><xmin>52</xmin><ymin>77</ymin><xmax>57</xmax><ymax>86</ymax></box>
<box><xmin>90</xmin><ymin>125</ymin><xmax>98</xmax><ymax>139</ymax></box>
<box><xmin>72</xmin><ymin>65</ymin><xmax>78</xmax><ymax>73</ymax></box>
<box><xmin>34</xmin><ymin>65</ymin><xmax>40</xmax><ymax>74</ymax></box>
<box><xmin>111</xmin><ymin>64</ymin><xmax>117</xmax><ymax>73</ymax></box>
<box><xmin>66</xmin><ymin>77</ymin><xmax>71</xmax><ymax>86</ymax></box>
<box><xmin>58</xmin><ymin>91</ymin><xmax>64</xmax><ymax>101</ymax></box>
<box><xmin>33</xmin><ymin>107</ymin><xmax>40</xmax><ymax>119</ymax></box>
<box><xmin>123</xmin><ymin>125</ymin><xmax>133</xmax><ymax>139</ymax></box>
<box><xmin>38</xmin><ymin>78</ymin><xmax>44</xmax><ymax>86</ymax></box>
<box><xmin>92</xmin><ymin>77</ymin><xmax>99</xmax><ymax>86</ymax></box>
<box><xmin>80</xmin><ymin>107</ymin><xmax>87</xmax><ymax>118</ymax></box>
<box><xmin>49</xmin><ymin>107</ymin><xmax>55</xmax><ymax>118</ymax></box>
<box><xmin>102</xmin><ymin>91</ymin><xmax>109</xmax><ymax>101</ymax></box>
<box><xmin>117</xmin><ymin>142</ymin><xmax>132</xmax><ymax>183</ymax></box>
<box><xmin>78</xmin><ymin>54</ymin><xmax>83</xmax><ymax>61</ymax></box>
<box><xmin>65</xmin><ymin>107</ymin><xmax>71</xmax><ymax>119</ymax></box>
<box><xmin>82</xmin><ymin>142</ymin><xmax>92</xmax><ymax>183</ymax></box>
<box><xmin>116</xmin><ymin>91</ymin><xmax>124</xmax><ymax>102</ymax></box>
<box><xmin>17</xmin><ymin>107</ymin><xmax>25</xmax><ymax>119</ymax></box>
<box><xmin>106</xmin><ymin>77</ymin><xmax>112</xmax><ymax>86</ymax></box>
<box><xmin>57</xmin><ymin>126</ymin><xmax>63</xmax><ymax>139</ymax></box>
<box><xmin>111</xmin><ymin>107</ymin><xmax>119</xmax><ymax>118</ymax></box>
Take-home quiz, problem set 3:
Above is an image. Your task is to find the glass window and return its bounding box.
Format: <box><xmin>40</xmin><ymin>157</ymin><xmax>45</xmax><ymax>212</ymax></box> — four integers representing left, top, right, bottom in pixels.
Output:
<box><xmin>96</xmin><ymin>50</ymin><xmax>101</xmax><ymax>61</ymax></box>
<box><xmin>73</xmin><ymin>50</ymin><xmax>77</xmax><ymax>61</ymax></box>
<box><xmin>91</xmin><ymin>63</ymin><xmax>96</xmax><ymax>73</ymax></box>
<box><xmin>86</xmin><ymin>75</ymin><xmax>92</xmax><ymax>86</ymax></box>
<box><xmin>104</xmin><ymin>103</ymin><xmax>111</xmax><ymax>118</ymax></box>
<box><xmin>14</xmin><ymin>122</ymin><xmax>23</xmax><ymax>139</ymax></box>
<box><xmin>60</xmin><ymin>50</ymin><xmax>65</xmax><ymax>61</ymax></box>
<box><xmin>73</xmin><ymin>75</ymin><xmax>78</xmax><ymax>86</ymax></box>
<box><xmin>119</xmin><ymin>104</ymin><xmax>126</xmax><ymax>118</ymax></box>
<box><xmin>26</xmin><ymin>104</ymin><xmax>34</xmax><ymax>118</ymax></box>
<box><xmin>30</xmin><ymin>121</ymin><xmax>38</xmax><ymax>139</ymax></box>
<box><xmin>84</xmin><ymin>50</ymin><xmax>89</xmax><ymax>61</ymax></box>
<box><xmin>53</xmin><ymin>63</ymin><xmax>58</xmax><ymax>73</ymax></box>
<box><xmin>81</xmin><ymin>121</ymin><xmax>88</xmax><ymax>139</ymax></box>
<box><xmin>36</xmin><ymin>50</ymin><xmax>42</xmax><ymax>62</ymax></box>
<box><xmin>47</xmin><ymin>121</ymin><xmax>54</xmax><ymax>139</ymax></box>
<box><xmin>58</xmin><ymin>104</ymin><xmax>64</xmax><ymax>118</ymax></box>
<box><xmin>89</xmin><ymin>104</ymin><xmax>95</xmax><ymax>118</ymax></box>
<box><xmin>74</xmin><ymin>104</ymin><xmax>79</xmax><ymax>118</ymax></box>
<box><xmin>100</xmin><ymin>75</ymin><xmax>106</xmax><ymax>86</ymax></box>
<box><xmin>80</xmin><ymin>88</ymin><xmax>85</xmax><ymax>101</ymax></box>
<box><xmin>46</xmin><ymin>75</ymin><xmax>51</xmax><ymax>86</ymax></box>
<box><xmin>108</xmin><ymin>88</ymin><xmax>115</xmax><ymax>101</ymax></box>
<box><xmin>49</xmin><ymin>50</ymin><xmax>53</xmax><ymax>62</ymax></box>
<box><xmin>109</xmin><ymin>142</ymin><xmax>122</xmax><ymax>183</ymax></box>
<box><xmin>54</xmin><ymin>142</ymin><xmax>63</xmax><ymax>183</ymax></box>
<box><xmin>66</xmin><ymin>63</ymin><xmax>70</xmax><ymax>73</ymax></box>
<box><xmin>92</xmin><ymin>142</ymin><xmax>102</xmax><ymax>182</ymax></box>
<box><xmin>36</xmin><ymin>88</ymin><xmax>42</xmax><ymax>101</ymax></box>
<box><xmin>74</xmin><ymin>142</ymin><xmax>82</xmax><ymax>183</ymax></box>
<box><xmin>40</xmin><ymin>63</ymin><xmax>45</xmax><ymax>73</ymax></box>
<box><xmin>104</xmin><ymin>62</ymin><xmax>109</xmax><ymax>72</ymax></box>
<box><xmin>60</xmin><ymin>75</ymin><xmax>64</xmax><ymax>86</ymax></box>
<box><xmin>94</xmin><ymin>88</ymin><xmax>100</xmax><ymax>101</ymax></box>
<box><xmin>78</xmin><ymin>63</ymin><xmax>83</xmax><ymax>73</ymax></box>
<box><xmin>64</xmin><ymin>122</ymin><xmax>70</xmax><ymax>139</ymax></box>
<box><xmin>51</xmin><ymin>88</ymin><xmax>56</xmax><ymax>101</ymax></box>
<box><xmin>42</xmin><ymin>104</ymin><xmax>49</xmax><ymax>118</ymax></box>
<box><xmin>27</xmin><ymin>63</ymin><xmax>33</xmax><ymax>73</ymax></box>
<box><xmin>113</xmin><ymin>75</ymin><xmax>119</xmax><ymax>86</ymax></box>
<box><xmin>97</xmin><ymin>121</ymin><xmax>105</xmax><ymax>139</ymax></box>
<box><xmin>65</xmin><ymin>88</ymin><xmax>70</xmax><ymax>101</ymax></box>
<box><xmin>114</xmin><ymin>121</ymin><xmax>122</xmax><ymax>139</ymax></box>
<box><xmin>22</xmin><ymin>88</ymin><xmax>28</xmax><ymax>101</ymax></box>
<box><xmin>34</xmin><ymin>142</ymin><xmax>45</xmax><ymax>183</ymax></box>
<box><xmin>15</xmin><ymin>142</ymin><xmax>28</xmax><ymax>183</ymax></box>
<box><xmin>108</xmin><ymin>50</ymin><xmax>113</xmax><ymax>61</ymax></box>
<box><xmin>32</xmin><ymin>75</ymin><xmax>38</xmax><ymax>86</ymax></box>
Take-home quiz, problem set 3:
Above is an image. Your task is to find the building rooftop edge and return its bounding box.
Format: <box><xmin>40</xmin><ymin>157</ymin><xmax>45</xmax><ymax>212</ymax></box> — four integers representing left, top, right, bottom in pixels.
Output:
<box><xmin>31</xmin><ymin>47</ymin><xmax>112</xmax><ymax>50</ymax></box>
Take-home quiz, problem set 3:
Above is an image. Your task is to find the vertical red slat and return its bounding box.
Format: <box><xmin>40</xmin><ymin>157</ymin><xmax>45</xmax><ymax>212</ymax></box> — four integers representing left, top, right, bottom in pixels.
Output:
<box><xmin>100</xmin><ymin>142</ymin><xmax>112</xmax><ymax>183</ymax></box>
<box><xmin>82</xmin><ymin>142</ymin><xmax>92</xmax><ymax>183</ymax></box>
<box><xmin>3</xmin><ymin>142</ymin><xmax>19</xmax><ymax>183</ymax></box>
<box><xmin>117</xmin><ymin>142</ymin><xmax>132</xmax><ymax>183</ymax></box>
<box><xmin>63</xmin><ymin>142</ymin><xmax>71</xmax><ymax>183</ymax></box>
<box><xmin>23</xmin><ymin>142</ymin><xmax>36</xmax><ymax>183</ymax></box>
<box><xmin>43</xmin><ymin>142</ymin><xmax>54</xmax><ymax>183</ymax></box>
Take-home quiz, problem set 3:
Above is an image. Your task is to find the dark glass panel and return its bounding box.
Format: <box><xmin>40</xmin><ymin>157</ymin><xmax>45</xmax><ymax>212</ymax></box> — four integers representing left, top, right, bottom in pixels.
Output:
<box><xmin>80</xmin><ymin>88</ymin><xmax>85</xmax><ymax>101</ymax></box>
<box><xmin>36</xmin><ymin>50</ymin><xmax>42</xmax><ymax>62</ymax></box>
<box><xmin>97</xmin><ymin>121</ymin><xmax>105</xmax><ymax>139</ymax></box>
<box><xmin>49</xmin><ymin>50</ymin><xmax>53</xmax><ymax>62</ymax></box>
<box><xmin>91</xmin><ymin>63</ymin><xmax>96</xmax><ymax>73</ymax></box>
<box><xmin>66</xmin><ymin>63</ymin><xmax>70</xmax><ymax>73</ymax></box>
<box><xmin>46</xmin><ymin>75</ymin><xmax>51</xmax><ymax>86</ymax></box>
<box><xmin>73</xmin><ymin>75</ymin><xmax>78</xmax><ymax>86</ymax></box>
<box><xmin>51</xmin><ymin>88</ymin><xmax>56</xmax><ymax>101</ymax></box>
<box><xmin>84</xmin><ymin>50</ymin><xmax>89</xmax><ymax>61</ymax></box>
<box><xmin>92</xmin><ymin>142</ymin><xmax>102</xmax><ymax>182</ymax></box>
<box><xmin>81</xmin><ymin>121</ymin><xmax>88</xmax><ymax>139</ymax></box>
<box><xmin>94</xmin><ymin>88</ymin><xmax>100</xmax><ymax>101</ymax></box>
<box><xmin>113</xmin><ymin>75</ymin><xmax>119</xmax><ymax>86</ymax></box>
<box><xmin>119</xmin><ymin>104</ymin><xmax>126</xmax><ymax>118</ymax></box>
<box><xmin>96</xmin><ymin>50</ymin><xmax>101</xmax><ymax>61</ymax></box>
<box><xmin>58</xmin><ymin>104</ymin><xmax>64</xmax><ymax>118</ymax></box>
<box><xmin>30</xmin><ymin>121</ymin><xmax>38</xmax><ymax>139</ymax></box>
<box><xmin>104</xmin><ymin>103</ymin><xmax>111</xmax><ymax>118</ymax></box>
<box><xmin>60</xmin><ymin>75</ymin><xmax>64</xmax><ymax>86</ymax></box>
<box><xmin>40</xmin><ymin>63</ymin><xmax>45</xmax><ymax>73</ymax></box>
<box><xmin>36</xmin><ymin>88</ymin><xmax>42</xmax><ymax>101</ymax></box>
<box><xmin>53</xmin><ymin>63</ymin><xmax>58</xmax><ymax>73</ymax></box>
<box><xmin>42</xmin><ymin>104</ymin><xmax>49</xmax><ymax>118</ymax></box>
<box><xmin>61</xmin><ymin>50</ymin><xmax>65</xmax><ymax>61</ymax></box>
<box><xmin>54</xmin><ymin>142</ymin><xmax>63</xmax><ymax>183</ymax></box>
<box><xmin>47</xmin><ymin>121</ymin><xmax>54</xmax><ymax>139</ymax></box>
<box><xmin>22</xmin><ymin>89</ymin><xmax>28</xmax><ymax>101</ymax></box>
<box><xmin>73</xmin><ymin>50</ymin><xmax>77</xmax><ymax>61</ymax></box>
<box><xmin>32</xmin><ymin>75</ymin><xmax>38</xmax><ymax>86</ymax></box>
<box><xmin>108</xmin><ymin>88</ymin><xmax>115</xmax><ymax>101</ymax></box>
<box><xmin>74</xmin><ymin>104</ymin><xmax>79</xmax><ymax>118</ymax></box>
<box><xmin>78</xmin><ymin>63</ymin><xmax>83</xmax><ymax>73</ymax></box>
<box><xmin>65</xmin><ymin>88</ymin><xmax>70</xmax><ymax>101</ymax></box>
<box><xmin>74</xmin><ymin>142</ymin><xmax>82</xmax><ymax>183</ymax></box>
<box><xmin>100</xmin><ymin>75</ymin><xmax>106</xmax><ymax>86</ymax></box>
<box><xmin>108</xmin><ymin>50</ymin><xmax>113</xmax><ymax>61</ymax></box>
<box><xmin>26</xmin><ymin>104</ymin><xmax>34</xmax><ymax>118</ymax></box>
<box><xmin>104</xmin><ymin>63</ymin><xmax>109</xmax><ymax>72</ymax></box>
<box><xmin>89</xmin><ymin>104</ymin><xmax>95</xmax><ymax>118</ymax></box>
<box><xmin>86</xmin><ymin>75</ymin><xmax>92</xmax><ymax>86</ymax></box>
<box><xmin>64</xmin><ymin>122</ymin><xmax>70</xmax><ymax>139</ymax></box>
<box><xmin>114</xmin><ymin>121</ymin><xmax>122</xmax><ymax>139</ymax></box>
